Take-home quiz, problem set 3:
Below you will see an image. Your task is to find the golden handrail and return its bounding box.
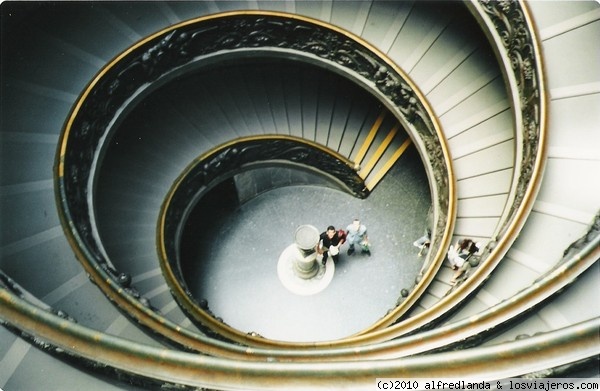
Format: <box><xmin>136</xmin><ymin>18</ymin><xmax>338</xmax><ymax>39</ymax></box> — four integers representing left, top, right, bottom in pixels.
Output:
<box><xmin>1</xmin><ymin>287</ymin><xmax>598</xmax><ymax>390</ymax></box>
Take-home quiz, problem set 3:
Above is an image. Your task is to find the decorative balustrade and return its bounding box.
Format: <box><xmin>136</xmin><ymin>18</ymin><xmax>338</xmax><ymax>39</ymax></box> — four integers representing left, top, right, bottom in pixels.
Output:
<box><xmin>51</xmin><ymin>0</ymin><xmax>550</xmax><ymax>347</ymax></box>
<box><xmin>414</xmin><ymin>0</ymin><xmax>548</xmax><ymax>306</ymax></box>
<box><xmin>158</xmin><ymin>136</ymin><xmax>368</xmax><ymax>341</ymax></box>
<box><xmin>475</xmin><ymin>0</ymin><xmax>547</xmax><ymax>237</ymax></box>
<box><xmin>2</xmin><ymin>287</ymin><xmax>598</xmax><ymax>389</ymax></box>
<box><xmin>2</xmin><ymin>2</ymin><xmax>590</xmax><ymax>389</ymax></box>
<box><xmin>55</xmin><ymin>12</ymin><xmax>454</xmax><ymax>346</ymax></box>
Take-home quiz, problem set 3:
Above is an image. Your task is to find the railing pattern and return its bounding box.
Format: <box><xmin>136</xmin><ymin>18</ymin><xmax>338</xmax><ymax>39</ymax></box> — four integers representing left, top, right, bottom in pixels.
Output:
<box><xmin>2</xmin><ymin>1</ymin><xmax>593</xmax><ymax>388</ymax></box>
<box><xmin>474</xmin><ymin>0</ymin><xmax>546</xmax><ymax>237</ymax></box>
<box><xmin>352</xmin><ymin>0</ymin><xmax>549</xmax><ymax>331</ymax></box>
<box><xmin>2</xmin><ymin>287</ymin><xmax>598</xmax><ymax>389</ymax></box>
<box><xmin>55</xmin><ymin>12</ymin><xmax>453</xmax><ymax>346</ymax></box>
<box><xmin>430</xmin><ymin>0</ymin><xmax>547</xmax><ymax>292</ymax></box>
<box><xmin>159</xmin><ymin>136</ymin><xmax>367</xmax><ymax>341</ymax></box>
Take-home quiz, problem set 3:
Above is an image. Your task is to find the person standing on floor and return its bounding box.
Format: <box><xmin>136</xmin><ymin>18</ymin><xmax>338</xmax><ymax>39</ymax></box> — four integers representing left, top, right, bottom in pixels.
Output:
<box><xmin>413</xmin><ymin>228</ymin><xmax>431</xmax><ymax>257</ymax></box>
<box><xmin>317</xmin><ymin>225</ymin><xmax>346</xmax><ymax>266</ymax></box>
<box><xmin>346</xmin><ymin>218</ymin><xmax>370</xmax><ymax>256</ymax></box>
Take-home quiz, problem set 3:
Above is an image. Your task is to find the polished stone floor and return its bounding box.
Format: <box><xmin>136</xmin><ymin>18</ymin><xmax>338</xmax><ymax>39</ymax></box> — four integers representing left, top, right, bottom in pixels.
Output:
<box><xmin>186</xmin><ymin>147</ymin><xmax>432</xmax><ymax>342</ymax></box>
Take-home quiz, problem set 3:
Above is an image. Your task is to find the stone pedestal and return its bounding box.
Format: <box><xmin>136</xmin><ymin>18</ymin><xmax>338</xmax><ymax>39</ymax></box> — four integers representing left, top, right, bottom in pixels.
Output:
<box><xmin>277</xmin><ymin>224</ymin><xmax>335</xmax><ymax>296</ymax></box>
<box><xmin>292</xmin><ymin>224</ymin><xmax>320</xmax><ymax>279</ymax></box>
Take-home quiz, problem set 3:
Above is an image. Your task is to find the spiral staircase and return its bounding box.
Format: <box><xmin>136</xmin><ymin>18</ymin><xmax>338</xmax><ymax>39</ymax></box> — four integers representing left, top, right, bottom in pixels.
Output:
<box><xmin>1</xmin><ymin>1</ymin><xmax>599</xmax><ymax>390</ymax></box>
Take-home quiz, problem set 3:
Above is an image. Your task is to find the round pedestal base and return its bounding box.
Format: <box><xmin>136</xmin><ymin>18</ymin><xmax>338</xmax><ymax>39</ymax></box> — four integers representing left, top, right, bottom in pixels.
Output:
<box><xmin>277</xmin><ymin>244</ymin><xmax>335</xmax><ymax>296</ymax></box>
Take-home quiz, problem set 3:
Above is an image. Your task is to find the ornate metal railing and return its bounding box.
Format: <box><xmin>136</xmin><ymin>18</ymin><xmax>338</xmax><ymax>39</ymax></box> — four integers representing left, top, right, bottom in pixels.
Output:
<box><xmin>54</xmin><ymin>11</ymin><xmax>454</xmax><ymax>348</ymax></box>
<box><xmin>2</xmin><ymin>286</ymin><xmax>598</xmax><ymax>389</ymax></box>
<box><xmin>1</xmin><ymin>2</ymin><xmax>597</xmax><ymax>388</ymax></box>
<box><xmin>50</xmin><ymin>0</ymin><xmax>550</xmax><ymax>349</ymax></box>
<box><xmin>158</xmin><ymin>136</ymin><xmax>368</xmax><ymax>344</ymax></box>
<box><xmin>476</xmin><ymin>0</ymin><xmax>547</xmax><ymax>236</ymax></box>
<box><xmin>382</xmin><ymin>0</ymin><xmax>549</xmax><ymax>330</ymax></box>
<box><xmin>2</xmin><ymin>210</ymin><xmax>598</xmax><ymax>376</ymax></box>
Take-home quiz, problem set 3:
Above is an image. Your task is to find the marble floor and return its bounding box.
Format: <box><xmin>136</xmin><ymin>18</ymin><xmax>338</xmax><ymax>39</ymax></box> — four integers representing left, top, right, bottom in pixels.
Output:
<box><xmin>184</xmin><ymin>147</ymin><xmax>432</xmax><ymax>343</ymax></box>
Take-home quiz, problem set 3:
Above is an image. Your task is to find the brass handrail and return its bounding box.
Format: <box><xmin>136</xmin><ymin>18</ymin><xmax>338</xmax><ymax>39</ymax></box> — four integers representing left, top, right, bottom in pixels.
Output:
<box><xmin>0</xmin><ymin>3</ymin><xmax>598</xmax><ymax>388</ymax></box>
<box><xmin>2</xmin><ymin>214</ymin><xmax>596</xmax><ymax>365</ymax></box>
<box><xmin>48</xmin><ymin>0</ymin><xmax>550</xmax><ymax>363</ymax></box>
<box><xmin>55</xmin><ymin>11</ymin><xmax>454</xmax><ymax>348</ymax></box>
<box><xmin>2</xmin><ymin>287</ymin><xmax>598</xmax><ymax>390</ymax></box>
<box><xmin>357</xmin><ymin>0</ymin><xmax>550</xmax><ymax>336</ymax></box>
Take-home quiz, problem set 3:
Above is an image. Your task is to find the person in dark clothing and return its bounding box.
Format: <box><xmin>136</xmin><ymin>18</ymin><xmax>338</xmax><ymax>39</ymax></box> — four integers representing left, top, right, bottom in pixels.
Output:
<box><xmin>316</xmin><ymin>225</ymin><xmax>346</xmax><ymax>266</ymax></box>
